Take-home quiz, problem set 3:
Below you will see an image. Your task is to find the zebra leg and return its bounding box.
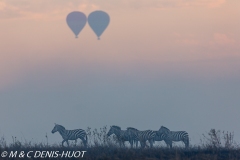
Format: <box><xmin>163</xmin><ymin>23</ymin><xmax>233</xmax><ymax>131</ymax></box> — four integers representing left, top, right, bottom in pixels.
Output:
<box><xmin>62</xmin><ymin>140</ymin><xmax>69</xmax><ymax>147</ymax></box>
<box><xmin>165</xmin><ymin>139</ymin><xmax>172</xmax><ymax>148</ymax></box>
<box><xmin>62</xmin><ymin>140</ymin><xmax>66</xmax><ymax>147</ymax></box>
<box><xmin>134</xmin><ymin>140</ymin><xmax>138</xmax><ymax>148</ymax></box>
<box><xmin>75</xmin><ymin>139</ymin><xmax>77</xmax><ymax>146</ymax></box>
<box><xmin>148</xmin><ymin>139</ymin><xmax>153</xmax><ymax>148</ymax></box>
<box><xmin>85</xmin><ymin>135</ymin><xmax>88</xmax><ymax>147</ymax></box>
<box><xmin>143</xmin><ymin>141</ymin><xmax>146</xmax><ymax>148</ymax></box>
<box><xmin>118</xmin><ymin>141</ymin><xmax>122</xmax><ymax>147</ymax></box>
<box><xmin>140</xmin><ymin>141</ymin><xmax>145</xmax><ymax>148</ymax></box>
<box><xmin>186</xmin><ymin>139</ymin><xmax>189</xmax><ymax>148</ymax></box>
<box><xmin>80</xmin><ymin>137</ymin><xmax>87</xmax><ymax>148</ymax></box>
<box><xmin>163</xmin><ymin>140</ymin><xmax>168</xmax><ymax>148</ymax></box>
<box><xmin>129</xmin><ymin>140</ymin><xmax>133</xmax><ymax>148</ymax></box>
<box><xmin>169</xmin><ymin>141</ymin><xmax>172</xmax><ymax>149</ymax></box>
<box><xmin>122</xmin><ymin>141</ymin><xmax>125</xmax><ymax>148</ymax></box>
<box><xmin>183</xmin><ymin>138</ymin><xmax>189</xmax><ymax>148</ymax></box>
<box><xmin>120</xmin><ymin>141</ymin><xmax>124</xmax><ymax>148</ymax></box>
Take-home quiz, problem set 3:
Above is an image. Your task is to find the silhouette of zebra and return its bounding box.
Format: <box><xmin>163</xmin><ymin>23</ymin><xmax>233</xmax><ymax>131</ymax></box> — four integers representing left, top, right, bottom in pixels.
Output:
<box><xmin>127</xmin><ymin>127</ymin><xmax>156</xmax><ymax>148</ymax></box>
<box><xmin>152</xmin><ymin>131</ymin><xmax>168</xmax><ymax>146</ymax></box>
<box><xmin>107</xmin><ymin>126</ymin><xmax>132</xmax><ymax>147</ymax></box>
<box><xmin>126</xmin><ymin>127</ymin><xmax>139</xmax><ymax>148</ymax></box>
<box><xmin>51</xmin><ymin>123</ymin><xmax>87</xmax><ymax>147</ymax></box>
<box><xmin>158</xmin><ymin>126</ymin><xmax>189</xmax><ymax>148</ymax></box>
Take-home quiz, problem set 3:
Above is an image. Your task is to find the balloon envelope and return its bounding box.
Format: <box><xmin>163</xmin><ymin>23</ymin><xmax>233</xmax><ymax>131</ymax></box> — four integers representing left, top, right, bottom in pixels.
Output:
<box><xmin>88</xmin><ymin>11</ymin><xmax>110</xmax><ymax>40</ymax></box>
<box><xmin>66</xmin><ymin>11</ymin><xmax>87</xmax><ymax>38</ymax></box>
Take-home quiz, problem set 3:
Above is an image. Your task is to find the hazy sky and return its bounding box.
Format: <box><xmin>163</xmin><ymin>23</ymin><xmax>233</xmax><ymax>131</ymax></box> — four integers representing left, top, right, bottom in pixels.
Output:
<box><xmin>0</xmin><ymin>0</ymin><xmax>240</xmax><ymax>146</ymax></box>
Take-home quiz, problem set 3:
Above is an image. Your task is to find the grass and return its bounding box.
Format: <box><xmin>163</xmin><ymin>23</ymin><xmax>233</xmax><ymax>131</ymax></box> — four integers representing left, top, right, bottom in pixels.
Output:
<box><xmin>0</xmin><ymin>127</ymin><xmax>239</xmax><ymax>160</ymax></box>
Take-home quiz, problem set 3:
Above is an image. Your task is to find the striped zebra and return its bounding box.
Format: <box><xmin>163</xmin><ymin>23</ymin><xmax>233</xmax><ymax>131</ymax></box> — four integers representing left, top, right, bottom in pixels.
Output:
<box><xmin>157</xmin><ymin>126</ymin><xmax>189</xmax><ymax>148</ymax></box>
<box><xmin>152</xmin><ymin>131</ymin><xmax>168</xmax><ymax>146</ymax></box>
<box><xmin>126</xmin><ymin>127</ymin><xmax>139</xmax><ymax>148</ymax></box>
<box><xmin>51</xmin><ymin>123</ymin><xmax>88</xmax><ymax>147</ymax></box>
<box><xmin>107</xmin><ymin>126</ymin><xmax>131</xmax><ymax>147</ymax></box>
<box><xmin>127</xmin><ymin>127</ymin><xmax>155</xmax><ymax>148</ymax></box>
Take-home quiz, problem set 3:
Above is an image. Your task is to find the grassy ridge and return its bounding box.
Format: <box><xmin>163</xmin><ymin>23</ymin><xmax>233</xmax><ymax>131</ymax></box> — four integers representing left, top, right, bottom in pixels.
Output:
<box><xmin>1</xmin><ymin>145</ymin><xmax>240</xmax><ymax>160</ymax></box>
<box><xmin>0</xmin><ymin>127</ymin><xmax>239</xmax><ymax>159</ymax></box>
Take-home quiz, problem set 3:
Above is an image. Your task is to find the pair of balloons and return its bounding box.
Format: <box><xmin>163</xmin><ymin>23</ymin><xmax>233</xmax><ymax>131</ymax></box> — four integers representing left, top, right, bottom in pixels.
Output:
<box><xmin>66</xmin><ymin>11</ymin><xmax>110</xmax><ymax>40</ymax></box>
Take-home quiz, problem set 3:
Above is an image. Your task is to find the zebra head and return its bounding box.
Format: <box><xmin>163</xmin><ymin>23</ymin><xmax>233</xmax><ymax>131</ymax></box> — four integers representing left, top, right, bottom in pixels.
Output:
<box><xmin>158</xmin><ymin>126</ymin><xmax>170</xmax><ymax>135</ymax></box>
<box><xmin>52</xmin><ymin>123</ymin><xmax>65</xmax><ymax>134</ymax></box>
<box><xmin>107</xmin><ymin>126</ymin><xmax>121</xmax><ymax>137</ymax></box>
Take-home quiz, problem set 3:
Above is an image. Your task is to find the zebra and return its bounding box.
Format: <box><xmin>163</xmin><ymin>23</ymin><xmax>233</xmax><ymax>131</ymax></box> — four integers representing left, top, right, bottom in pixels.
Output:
<box><xmin>152</xmin><ymin>131</ymin><xmax>168</xmax><ymax>146</ymax></box>
<box><xmin>157</xmin><ymin>126</ymin><xmax>189</xmax><ymax>148</ymax></box>
<box><xmin>126</xmin><ymin>127</ymin><xmax>139</xmax><ymax>148</ymax></box>
<box><xmin>127</xmin><ymin>127</ymin><xmax>155</xmax><ymax>148</ymax></box>
<box><xmin>107</xmin><ymin>126</ymin><xmax>131</xmax><ymax>147</ymax></box>
<box><xmin>51</xmin><ymin>123</ymin><xmax>87</xmax><ymax>147</ymax></box>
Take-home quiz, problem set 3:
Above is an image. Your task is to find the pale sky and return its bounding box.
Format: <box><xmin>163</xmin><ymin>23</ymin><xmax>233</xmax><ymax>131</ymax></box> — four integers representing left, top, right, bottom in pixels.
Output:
<box><xmin>0</xmin><ymin>0</ymin><xmax>240</xmax><ymax>146</ymax></box>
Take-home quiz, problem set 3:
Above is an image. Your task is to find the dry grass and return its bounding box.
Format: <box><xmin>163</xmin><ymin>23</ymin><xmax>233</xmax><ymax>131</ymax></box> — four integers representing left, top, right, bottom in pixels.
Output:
<box><xmin>0</xmin><ymin>127</ymin><xmax>239</xmax><ymax>160</ymax></box>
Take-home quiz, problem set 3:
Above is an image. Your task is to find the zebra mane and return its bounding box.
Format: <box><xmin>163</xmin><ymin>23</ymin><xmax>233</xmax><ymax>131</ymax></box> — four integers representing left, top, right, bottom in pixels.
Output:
<box><xmin>127</xmin><ymin>127</ymin><xmax>139</xmax><ymax>131</ymax></box>
<box><xmin>56</xmin><ymin>124</ymin><xmax>66</xmax><ymax>130</ymax></box>
<box><xmin>111</xmin><ymin>125</ymin><xmax>121</xmax><ymax>130</ymax></box>
<box><xmin>159</xmin><ymin>126</ymin><xmax>170</xmax><ymax>133</ymax></box>
<box><xmin>161</xmin><ymin>126</ymin><xmax>170</xmax><ymax>131</ymax></box>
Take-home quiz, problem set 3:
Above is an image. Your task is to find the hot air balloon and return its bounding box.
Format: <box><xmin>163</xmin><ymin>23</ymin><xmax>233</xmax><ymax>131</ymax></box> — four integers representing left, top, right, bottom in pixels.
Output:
<box><xmin>66</xmin><ymin>11</ymin><xmax>87</xmax><ymax>38</ymax></box>
<box><xmin>88</xmin><ymin>11</ymin><xmax>110</xmax><ymax>40</ymax></box>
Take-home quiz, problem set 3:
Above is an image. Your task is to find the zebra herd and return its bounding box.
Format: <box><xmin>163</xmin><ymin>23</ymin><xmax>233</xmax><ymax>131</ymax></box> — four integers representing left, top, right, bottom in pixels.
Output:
<box><xmin>51</xmin><ymin>124</ymin><xmax>189</xmax><ymax>149</ymax></box>
<box><xmin>107</xmin><ymin>126</ymin><xmax>189</xmax><ymax>148</ymax></box>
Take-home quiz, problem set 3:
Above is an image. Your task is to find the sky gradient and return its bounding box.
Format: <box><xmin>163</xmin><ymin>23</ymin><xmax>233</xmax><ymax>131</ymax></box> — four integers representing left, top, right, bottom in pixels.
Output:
<box><xmin>0</xmin><ymin>0</ymin><xmax>240</xmax><ymax>146</ymax></box>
